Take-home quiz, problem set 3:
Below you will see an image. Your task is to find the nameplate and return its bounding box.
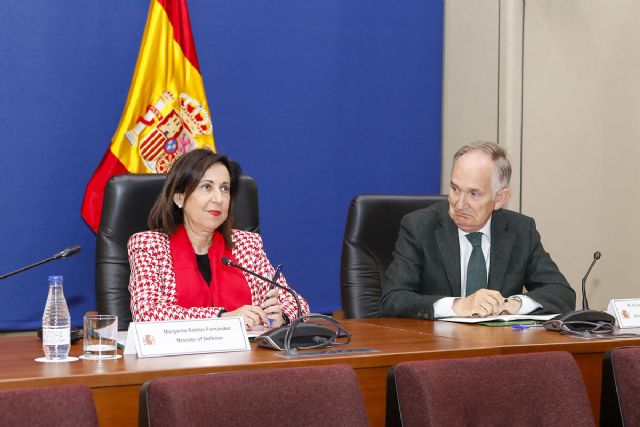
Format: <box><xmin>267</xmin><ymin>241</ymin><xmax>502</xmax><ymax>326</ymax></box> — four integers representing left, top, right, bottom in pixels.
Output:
<box><xmin>607</xmin><ymin>299</ymin><xmax>640</xmax><ymax>328</ymax></box>
<box><xmin>124</xmin><ymin>317</ymin><xmax>250</xmax><ymax>358</ymax></box>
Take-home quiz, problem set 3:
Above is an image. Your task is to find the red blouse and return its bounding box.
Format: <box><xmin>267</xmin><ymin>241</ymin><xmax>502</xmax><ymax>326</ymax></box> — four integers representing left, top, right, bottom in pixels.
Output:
<box><xmin>170</xmin><ymin>225</ymin><xmax>252</xmax><ymax>312</ymax></box>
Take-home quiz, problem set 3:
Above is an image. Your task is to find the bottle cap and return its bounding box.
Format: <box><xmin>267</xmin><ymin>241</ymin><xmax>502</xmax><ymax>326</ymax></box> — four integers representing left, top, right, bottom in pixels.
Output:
<box><xmin>48</xmin><ymin>275</ymin><xmax>63</xmax><ymax>282</ymax></box>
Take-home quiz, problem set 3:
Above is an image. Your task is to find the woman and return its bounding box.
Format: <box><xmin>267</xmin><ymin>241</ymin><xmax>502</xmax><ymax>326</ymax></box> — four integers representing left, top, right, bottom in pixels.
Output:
<box><xmin>128</xmin><ymin>148</ymin><xmax>309</xmax><ymax>328</ymax></box>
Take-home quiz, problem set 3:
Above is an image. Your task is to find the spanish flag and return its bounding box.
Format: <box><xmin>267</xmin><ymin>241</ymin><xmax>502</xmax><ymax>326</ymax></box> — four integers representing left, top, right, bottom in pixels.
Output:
<box><xmin>81</xmin><ymin>0</ymin><xmax>215</xmax><ymax>232</ymax></box>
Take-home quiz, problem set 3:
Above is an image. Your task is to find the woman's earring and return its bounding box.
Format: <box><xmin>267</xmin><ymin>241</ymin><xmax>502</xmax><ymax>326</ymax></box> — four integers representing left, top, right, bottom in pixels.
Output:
<box><xmin>174</xmin><ymin>194</ymin><xmax>184</xmax><ymax>209</ymax></box>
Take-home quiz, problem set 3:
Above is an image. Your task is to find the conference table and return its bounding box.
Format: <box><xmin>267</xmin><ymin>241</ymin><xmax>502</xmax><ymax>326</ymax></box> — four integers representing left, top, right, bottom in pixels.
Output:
<box><xmin>1</xmin><ymin>318</ymin><xmax>638</xmax><ymax>426</ymax></box>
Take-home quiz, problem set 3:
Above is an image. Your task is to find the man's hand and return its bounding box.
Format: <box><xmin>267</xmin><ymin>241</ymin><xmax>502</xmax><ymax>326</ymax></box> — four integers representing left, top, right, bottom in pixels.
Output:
<box><xmin>452</xmin><ymin>289</ymin><xmax>506</xmax><ymax>317</ymax></box>
<box><xmin>500</xmin><ymin>297</ymin><xmax>522</xmax><ymax>315</ymax></box>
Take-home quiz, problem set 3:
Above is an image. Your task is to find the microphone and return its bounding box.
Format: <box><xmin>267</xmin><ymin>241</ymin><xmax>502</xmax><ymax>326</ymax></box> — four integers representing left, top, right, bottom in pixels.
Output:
<box><xmin>221</xmin><ymin>257</ymin><xmax>349</xmax><ymax>351</ymax></box>
<box><xmin>54</xmin><ymin>245</ymin><xmax>82</xmax><ymax>259</ymax></box>
<box><xmin>0</xmin><ymin>246</ymin><xmax>82</xmax><ymax>280</ymax></box>
<box><xmin>581</xmin><ymin>251</ymin><xmax>601</xmax><ymax>310</ymax></box>
<box><xmin>545</xmin><ymin>250</ymin><xmax>615</xmax><ymax>331</ymax></box>
<box><xmin>221</xmin><ymin>257</ymin><xmax>302</xmax><ymax>318</ymax></box>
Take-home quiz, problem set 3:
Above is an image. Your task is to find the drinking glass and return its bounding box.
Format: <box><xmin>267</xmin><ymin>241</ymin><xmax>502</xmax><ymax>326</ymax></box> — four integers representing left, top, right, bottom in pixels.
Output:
<box><xmin>83</xmin><ymin>314</ymin><xmax>118</xmax><ymax>360</ymax></box>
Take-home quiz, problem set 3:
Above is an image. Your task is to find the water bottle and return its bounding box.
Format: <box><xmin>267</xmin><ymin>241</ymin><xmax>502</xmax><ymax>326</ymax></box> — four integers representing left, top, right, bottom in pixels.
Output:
<box><xmin>42</xmin><ymin>275</ymin><xmax>71</xmax><ymax>360</ymax></box>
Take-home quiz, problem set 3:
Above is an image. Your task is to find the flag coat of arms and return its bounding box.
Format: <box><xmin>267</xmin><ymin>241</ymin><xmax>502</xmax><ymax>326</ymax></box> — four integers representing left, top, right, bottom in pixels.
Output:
<box><xmin>82</xmin><ymin>0</ymin><xmax>215</xmax><ymax>232</ymax></box>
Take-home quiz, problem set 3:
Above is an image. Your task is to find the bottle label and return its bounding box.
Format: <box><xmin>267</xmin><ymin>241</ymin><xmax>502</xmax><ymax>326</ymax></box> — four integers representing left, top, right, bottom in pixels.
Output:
<box><xmin>43</xmin><ymin>327</ymin><xmax>70</xmax><ymax>345</ymax></box>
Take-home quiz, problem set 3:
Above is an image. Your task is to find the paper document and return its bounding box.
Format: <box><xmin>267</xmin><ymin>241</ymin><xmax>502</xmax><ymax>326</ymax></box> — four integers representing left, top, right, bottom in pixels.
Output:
<box><xmin>439</xmin><ymin>314</ymin><xmax>557</xmax><ymax>324</ymax></box>
<box><xmin>246</xmin><ymin>325</ymin><xmax>268</xmax><ymax>338</ymax></box>
<box><xmin>117</xmin><ymin>331</ymin><xmax>128</xmax><ymax>348</ymax></box>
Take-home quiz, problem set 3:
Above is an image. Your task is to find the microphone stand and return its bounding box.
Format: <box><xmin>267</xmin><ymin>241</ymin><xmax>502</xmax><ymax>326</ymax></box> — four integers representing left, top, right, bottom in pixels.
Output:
<box><xmin>223</xmin><ymin>258</ymin><xmax>303</xmax><ymax>319</ymax></box>
<box><xmin>546</xmin><ymin>251</ymin><xmax>615</xmax><ymax>329</ymax></box>
<box><xmin>221</xmin><ymin>257</ymin><xmax>350</xmax><ymax>352</ymax></box>
<box><xmin>1</xmin><ymin>245</ymin><xmax>83</xmax><ymax>342</ymax></box>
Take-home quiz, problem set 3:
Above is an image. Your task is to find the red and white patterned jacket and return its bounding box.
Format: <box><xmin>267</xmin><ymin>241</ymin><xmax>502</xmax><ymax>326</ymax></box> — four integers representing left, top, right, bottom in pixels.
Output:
<box><xmin>128</xmin><ymin>229</ymin><xmax>309</xmax><ymax>322</ymax></box>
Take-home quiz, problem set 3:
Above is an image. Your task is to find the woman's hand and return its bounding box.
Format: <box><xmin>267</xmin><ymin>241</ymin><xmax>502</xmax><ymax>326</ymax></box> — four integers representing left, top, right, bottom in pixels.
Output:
<box><xmin>260</xmin><ymin>288</ymin><xmax>285</xmax><ymax>328</ymax></box>
<box><xmin>221</xmin><ymin>305</ymin><xmax>268</xmax><ymax>329</ymax></box>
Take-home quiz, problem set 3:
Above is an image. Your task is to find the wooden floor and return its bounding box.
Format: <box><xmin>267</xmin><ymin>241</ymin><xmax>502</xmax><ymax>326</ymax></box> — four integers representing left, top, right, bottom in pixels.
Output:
<box><xmin>1</xmin><ymin>318</ymin><xmax>637</xmax><ymax>426</ymax></box>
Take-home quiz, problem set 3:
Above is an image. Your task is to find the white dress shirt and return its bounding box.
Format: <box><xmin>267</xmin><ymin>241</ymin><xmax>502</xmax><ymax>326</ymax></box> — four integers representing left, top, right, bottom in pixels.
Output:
<box><xmin>433</xmin><ymin>217</ymin><xmax>541</xmax><ymax>318</ymax></box>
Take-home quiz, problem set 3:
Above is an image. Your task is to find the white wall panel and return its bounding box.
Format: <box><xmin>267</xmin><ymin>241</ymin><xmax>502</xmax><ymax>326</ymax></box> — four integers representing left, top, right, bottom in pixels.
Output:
<box><xmin>442</xmin><ymin>0</ymin><xmax>500</xmax><ymax>190</ymax></box>
<box><xmin>522</xmin><ymin>0</ymin><xmax>640</xmax><ymax>309</ymax></box>
<box><xmin>443</xmin><ymin>0</ymin><xmax>640</xmax><ymax>309</ymax></box>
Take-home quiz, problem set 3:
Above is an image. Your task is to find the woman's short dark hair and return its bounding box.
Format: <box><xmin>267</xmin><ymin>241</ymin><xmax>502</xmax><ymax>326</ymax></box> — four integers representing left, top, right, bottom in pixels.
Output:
<box><xmin>148</xmin><ymin>148</ymin><xmax>242</xmax><ymax>249</ymax></box>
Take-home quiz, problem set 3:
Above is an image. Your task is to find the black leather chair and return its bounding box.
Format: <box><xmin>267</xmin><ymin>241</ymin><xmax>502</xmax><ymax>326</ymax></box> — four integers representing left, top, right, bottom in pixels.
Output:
<box><xmin>95</xmin><ymin>174</ymin><xmax>260</xmax><ymax>330</ymax></box>
<box><xmin>340</xmin><ymin>195</ymin><xmax>447</xmax><ymax>319</ymax></box>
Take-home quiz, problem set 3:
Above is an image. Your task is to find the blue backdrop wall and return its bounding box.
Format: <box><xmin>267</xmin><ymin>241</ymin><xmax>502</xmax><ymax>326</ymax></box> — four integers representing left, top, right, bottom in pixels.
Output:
<box><xmin>0</xmin><ymin>1</ymin><xmax>443</xmax><ymax>330</ymax></box>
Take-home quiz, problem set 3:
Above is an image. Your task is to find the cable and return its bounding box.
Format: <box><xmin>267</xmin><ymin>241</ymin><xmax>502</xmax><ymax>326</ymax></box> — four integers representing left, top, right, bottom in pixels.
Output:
<box><xmin>283</xmin><ymin>313</ymin><xmax>352</xmax><ymax>354</ymax></box>
<box><xmin>560</xmin><ymin>320</ymin><xmax>615</xmax><ymax>334</ymax></box>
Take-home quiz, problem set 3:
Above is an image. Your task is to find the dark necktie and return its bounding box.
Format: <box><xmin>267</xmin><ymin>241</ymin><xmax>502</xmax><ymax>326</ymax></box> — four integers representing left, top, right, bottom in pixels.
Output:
<box><xmin>465</xmin><ymin>232</ymin><xmax>487</xmax><ymax>296</ymax></box>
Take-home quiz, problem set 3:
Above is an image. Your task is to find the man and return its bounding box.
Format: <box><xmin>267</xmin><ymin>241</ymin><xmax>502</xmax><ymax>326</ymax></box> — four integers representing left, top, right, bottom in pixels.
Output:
<box><xmin>380</xmin><ymin>141</ymin><xmax>575</xmax><ymax>319</ymax></box>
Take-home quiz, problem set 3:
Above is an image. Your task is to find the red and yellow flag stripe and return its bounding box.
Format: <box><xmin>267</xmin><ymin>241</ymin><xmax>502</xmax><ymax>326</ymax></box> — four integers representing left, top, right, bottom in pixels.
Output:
<box><xmin>82</xmin><ymin>0</ymin><xmax>215</xmax><ymax>232</ymax></box>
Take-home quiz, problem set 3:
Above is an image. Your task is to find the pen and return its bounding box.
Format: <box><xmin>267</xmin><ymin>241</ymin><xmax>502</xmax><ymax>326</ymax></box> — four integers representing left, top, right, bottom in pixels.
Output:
<box><xmin>265</xmin><ymin>264</ymin><xmax>283</xmax><ymax>327</ymax></box>
<box><xmin>512</xmin><ymin>323</ymin><xmax>544</xmax><ymax>329</ymax></box>
<box><xmin>269</xmin><ymin>265</ymin><xmax>282</xmax><ymax>291</ymax></box>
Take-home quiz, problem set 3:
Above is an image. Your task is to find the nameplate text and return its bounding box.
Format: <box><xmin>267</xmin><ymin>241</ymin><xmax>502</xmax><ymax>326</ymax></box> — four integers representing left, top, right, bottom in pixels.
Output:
<box><xmin>607</xmin><ymin>298</ymin><xmax>640</xmax><ymax>329</ymax></box>
<box><xmin>125</xmin><ymin>317</ymin><xmax>250</xmax><ymax>357</ymax></box>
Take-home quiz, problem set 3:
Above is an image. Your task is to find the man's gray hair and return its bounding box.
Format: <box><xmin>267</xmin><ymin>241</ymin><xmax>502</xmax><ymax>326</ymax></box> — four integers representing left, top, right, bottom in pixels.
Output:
<box><xmin>453</xmin><ymin>141</ymin><xmax>511</xmax><ymax>193</ymax></box>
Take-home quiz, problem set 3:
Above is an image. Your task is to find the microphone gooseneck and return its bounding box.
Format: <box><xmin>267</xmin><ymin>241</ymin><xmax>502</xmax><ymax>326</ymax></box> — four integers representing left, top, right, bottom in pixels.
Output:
<box><xmin>543</xmin><ymin>249</ymin><xmax>615</xmax><ymax>332</ymax></box>
<box><xmin>221</xmin><ymin>257</ymin><xmax>302</xmax><ymax>318</ymax></box>
<box><xmin>581</xmin><ymin>251</ymin><xmax>601</xmax><ymax>310</ymax></box>
<box><xmin>221</xmin><ymin>257</ymin><xmax>350</xmax><ymax>352</ymax></box>
<box><xmin>0</xmin><ymin>245</ymin><xmax>83</xmax><ymax>280</ymax></box>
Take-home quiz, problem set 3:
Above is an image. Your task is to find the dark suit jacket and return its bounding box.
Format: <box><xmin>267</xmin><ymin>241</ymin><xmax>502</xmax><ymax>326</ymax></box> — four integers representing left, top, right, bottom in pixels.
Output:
<box><xmin>380</xmin><ymin>201</ymin><xmax>576</xmax><ymax>319</ymax></box>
